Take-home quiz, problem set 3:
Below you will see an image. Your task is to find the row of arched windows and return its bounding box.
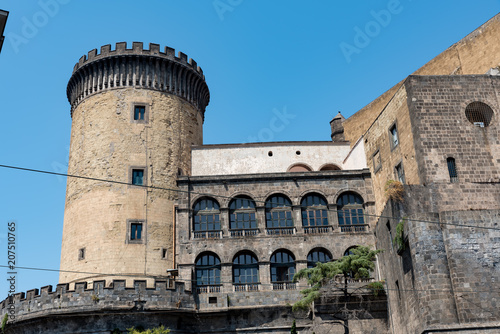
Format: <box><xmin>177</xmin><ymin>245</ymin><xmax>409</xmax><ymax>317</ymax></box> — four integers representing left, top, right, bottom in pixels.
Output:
<box><xmin>195</xmin><ymin>248</ymin><xmax>341</xmax><ymax>287</ymax></box>
<box><xmin>192</xmin><ymin>192</ymin><xmax>366</xmax><ymax>236</ymax></box>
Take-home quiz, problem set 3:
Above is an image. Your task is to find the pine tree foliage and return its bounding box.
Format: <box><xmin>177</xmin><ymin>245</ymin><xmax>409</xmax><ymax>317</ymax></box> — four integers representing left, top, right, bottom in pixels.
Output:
<box><xmin>292</xmin><ymin>246</ymin><xmax>383</xmax><ymax>311</ymax></box>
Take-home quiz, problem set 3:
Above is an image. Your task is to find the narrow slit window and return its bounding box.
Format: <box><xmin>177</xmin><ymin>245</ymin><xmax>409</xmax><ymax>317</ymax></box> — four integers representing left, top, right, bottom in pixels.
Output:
<box><xmin>447</xmin><ymin>157</ymin><xmax>458</xmax><ymax>183</ymax></box>
<box><xmin>395</xmin><ymin>163</ymin><xmax>405</xmax><ymax>184</ymax></box>
<box><xmin>389</xmin><ymin>124</ymin><xmax>399</xmax><ymax>149</ymax></box>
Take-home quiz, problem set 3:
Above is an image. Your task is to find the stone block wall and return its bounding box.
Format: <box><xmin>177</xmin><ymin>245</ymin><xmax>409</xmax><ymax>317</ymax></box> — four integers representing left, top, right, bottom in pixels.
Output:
<box><xmin>176</xmin><ymin>170</ymin><xmax>378</xmax><ymax>296</ymax></box>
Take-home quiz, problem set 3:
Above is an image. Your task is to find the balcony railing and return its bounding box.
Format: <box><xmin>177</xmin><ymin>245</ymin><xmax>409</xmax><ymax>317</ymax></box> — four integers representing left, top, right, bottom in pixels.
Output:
<box><xmin>266</xmin><ymin>227</ymin><xmax>296</xmax><ymax>236</ymax></box>
<box><xmin>193</xmin><ymin>230</ymin><xmax>222</xmax><ymax>239</ymax></box>
<box><xmin>233</xmin><ymin>283</ymin><xmax>260</xmax><ymax>292</ymax></box>
<box><xmin>303</xmin><ymin>225</ymin><xmax>332</xmax><ymax>234</ymax></box>
<box><xmin>272</xmin><ymin>282</ymin><xmax>296</xmax><ymax>290</ymax></box>
<box><xmin>340</xmin><ymin>224</ymin><xmax>369</xmax><ymax>233</ymax></box>
<box><xmin>196</xmin><ymin>285</ymin><xmax>222</xmax><ymax>294</ymax></box>
<box><xmin>230</xmin><ymin>228</ymin><xmax>259</xmax><ymax>237</ymax></box>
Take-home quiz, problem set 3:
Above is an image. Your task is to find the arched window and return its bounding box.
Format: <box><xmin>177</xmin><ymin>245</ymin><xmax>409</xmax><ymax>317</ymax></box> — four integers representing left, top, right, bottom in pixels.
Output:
<box><xmin>229</xmin><ymin>196</ymin><xmax>257</xmax><ymax>236</ymax></box>
<box><xmin>307</xmin><ymin>248</ymin><xmax>332</xmax><ymax>268</ymax></box>
<box><xmin>447</xmin><ymin>157</ymin><xmax>458</xmax><ymax>183</ymax></box>
<box><xmin>193</xmin><ymin>198</ymin><xmax>221</xmax><ymax>239</ymax></box>
<box><xmin>320</xmin><ymin>164</ymin><xmax>341</xmax><ymax>171</ymax></box>
<box><xmin>233</xmin><ymin>251</ymin><xmax>259</xmax><ymax>288</ymax></box>
<box><xmin>287</xmin><ymin>164</ymin><xmax>312</xmax><ymax>172</ymax></box>
<box><xmin>465</xmin><ymin>102</ymin><xmax>494</xmax><ymax>127</ymax></box>
<box><xmin>265</xmin><ymin>195</ymin><xmax>293</xmax><ymax>233</ymax></box>
<box><xmin>337</xmin><ymin>192</ymin><xmax>366</xmax><ymax>232</ymax></box>
<box><xmin>270</xmin><ymin>250</ymin><xmax>296</xmax><ymax>283</ymax></box>
<box><xmin>195</xmin><ymin>252</ymin><xmax>221</xmax><ymax>290</ymax></box>
<box><xmin>301</xmin><ymin>193</ymin><xmax>329</xmax><ymax>233</ymax></box>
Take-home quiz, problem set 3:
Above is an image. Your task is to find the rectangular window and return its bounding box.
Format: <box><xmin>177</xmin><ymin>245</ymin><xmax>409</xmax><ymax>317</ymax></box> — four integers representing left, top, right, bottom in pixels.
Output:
<box><xmin>395</xmin><ymin>162</ymin><xmax>405</xmax><ymax>184</ymax></box>
<box><xmin>132</xmin><ymin>169</ymin><xmax>144</xmax><ymax>186</ymax></box>
<box><xmin>372</xmin><ymin>150</ymin><xmax>382</xmax><ymax>173</ymax></box>
<box><xmin>447</xmin><ymin>157</ymin><xmax>458</xmax><ymax>183</ymax></box>
<box><xmin>389</xmin><ymin>123</ymin><xmax>399</xmax><ymax>149</ymax></box>
<box><xmin>134</xmin><ymin>105</ymin><xmax>145</xmax><ymax>121</ymax></box>
<box><xmin>131</xmin><ymin>222</ymin><xmax>142</xmax><ymax>240</ymax></box>
<box><xmin>78</xmin><ymin>248</ymin><xmax>85</xmax><ymax>260</ymax></box>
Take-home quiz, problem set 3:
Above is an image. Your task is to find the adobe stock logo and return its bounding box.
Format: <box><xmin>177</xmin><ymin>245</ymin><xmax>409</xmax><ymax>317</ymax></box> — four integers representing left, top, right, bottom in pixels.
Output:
<box><xmin>245</xmin><ymin>106</ymin><xmax>295</xmax><ymax>143</ymax></box>
<box><xmin>7</xmin><ymin>0</ymin><xmax>71</xmax><ymax>54</ymax></box>
<box><xmin>213</xmin><ymin>0</ymin><xmax>243</xmax><ymax>21</ymax></box>
<box><xmin>340</xmin><ymin>0</ymin><xmax>404</xmax><ymax>64</ymax></box>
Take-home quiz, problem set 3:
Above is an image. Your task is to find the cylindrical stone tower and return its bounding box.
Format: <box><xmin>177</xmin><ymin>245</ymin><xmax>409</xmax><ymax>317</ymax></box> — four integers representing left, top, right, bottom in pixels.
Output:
<box><xmin>60</xmin><ymin>42</ymin><xmax>209</xmax><ymax>285</ymax></box>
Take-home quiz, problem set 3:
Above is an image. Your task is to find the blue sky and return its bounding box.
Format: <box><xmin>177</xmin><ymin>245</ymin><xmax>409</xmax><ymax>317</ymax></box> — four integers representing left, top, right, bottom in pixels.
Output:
<box><xmin>0</xmin><ymin>0</ymin><xmax>498</xmax><ymax>295</ymax></box>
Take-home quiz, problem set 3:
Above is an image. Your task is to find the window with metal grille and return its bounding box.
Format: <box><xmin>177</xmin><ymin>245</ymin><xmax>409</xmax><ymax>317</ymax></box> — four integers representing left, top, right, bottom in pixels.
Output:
<box><xmin>337</xmin><ymin>192</ymin><xmax>365</xmax><ymax>229</ymax></box>
<box><xmin>301</xmin><ymin>194</ymin><xmax>329</xmax><ymax>227</ymax></box>
<box><xmin>447</xmin><ymin>157</ymin><xmax>458</xmax><ymax>183</ymax></box>
<box><xmin>229</xmin><ymin>196</ymin><xmax>257</xmax><ymax>230</ymax></box>
<box><xmin>193</xmin><ymin>198</ymin><xmax>221</xmax><ymax>232</ymax></box>
<box><xmin>196</xmin><ymin>253</ymin><xmax>221</xmax><ymax>286</ymax></box>
<box><xmin>465</xmin><ymin>102</ymin><xmax>494</xmax><ymax>127</ymax></box>
<box><xmin>233</xmin><ymin>251</ymin><xmax>259</xmax><ymax>284</ymax></box>
<box><xmin>270</xmin><ymin>250</ymin><xmax>295</xmax><ymax>282</ymax></box>
<box><xmin>265</xmin><ymin>194</ymin><xmax>293</xmax><ymax>228</ymax></box>
<box><xmin>307</xmin><ymin>248</ymin><xmax>332</xmax><ymax>268</ymax></box>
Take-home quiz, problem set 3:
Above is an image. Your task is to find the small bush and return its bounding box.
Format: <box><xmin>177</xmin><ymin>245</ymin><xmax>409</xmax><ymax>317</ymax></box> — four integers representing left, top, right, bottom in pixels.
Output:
<box><xmin>393</xmin><ymin>218</ymin><xmax>406</xmax><ymax>251</ymax></box>
<box><xmin>385</xmin><ymin>180</ymin><xmax>404</xmax><ymax>202</ymax></box>
<box><xmin>127</xmin><ymin>325</ymin><xmax>170</xmax><ymax>334</ymax></box>
<box><xmin>367</xmin><ymin>280</ymin><xmax>385</xmax><ymax>297</ymax></box>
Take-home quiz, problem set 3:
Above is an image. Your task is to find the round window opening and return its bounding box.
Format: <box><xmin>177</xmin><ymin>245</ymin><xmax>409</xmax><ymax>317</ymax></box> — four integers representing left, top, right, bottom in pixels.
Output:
<box><xmin>465</xmin><ymin>102</ymin><xmax>494</xmax><ymax>127</ymax></box>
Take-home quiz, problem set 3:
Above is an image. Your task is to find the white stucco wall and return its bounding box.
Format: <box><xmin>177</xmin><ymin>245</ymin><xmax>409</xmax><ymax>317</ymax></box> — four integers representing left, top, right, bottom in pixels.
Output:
<box><xmin>191</xmin><ymin>141</ymin><xmax>367</xmax><ymax>176</ymax></box>
<box><xmin>342</xmin><ymin>137</ymin><xmax>367</xmax><ymax>170</ymax></box>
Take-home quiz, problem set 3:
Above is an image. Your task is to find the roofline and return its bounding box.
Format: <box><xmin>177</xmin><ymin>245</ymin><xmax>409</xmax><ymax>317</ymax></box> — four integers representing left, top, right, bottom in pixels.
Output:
<box><xmin>193</xmin><ymin>140</ymin><xmax>350</xmax><ymax>150</ymax></box>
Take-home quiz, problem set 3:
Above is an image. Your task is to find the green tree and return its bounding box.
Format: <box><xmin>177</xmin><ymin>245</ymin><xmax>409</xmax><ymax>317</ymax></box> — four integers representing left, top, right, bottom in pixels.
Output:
<box><xmin>127</xmin><ymin>325</ymin><xmax>170</xmax><ymax>334</ymax></box>
<box><xmin>292</xmin><ymin>246</ymin><xmax>383</xmax><ymax>333</ymax></box>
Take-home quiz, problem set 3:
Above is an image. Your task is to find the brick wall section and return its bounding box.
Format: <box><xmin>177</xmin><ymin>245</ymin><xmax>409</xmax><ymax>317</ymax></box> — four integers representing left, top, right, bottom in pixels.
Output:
<box><xmin>60</xmin><ymin>88</ymin><xmax>204</xmax><ymax>285</ymax></box>
<box><xmin>363</xmin><ymin>84</ymin><xmax>420</xmax><ymax>215</ymax></box>
<box><xmin>343</xmin><ymin>13</ymin><xmax>500</xmax><ymax>146</ymax></box>
<box><xmin>407</xmin><ymin>75</ymin><xmax>500</xmax><ymax>187</ymax></box>
<box><xmin>439</xmin><ymin>210</ymin><xmax>500</xmax><ymax>324</ymax></box>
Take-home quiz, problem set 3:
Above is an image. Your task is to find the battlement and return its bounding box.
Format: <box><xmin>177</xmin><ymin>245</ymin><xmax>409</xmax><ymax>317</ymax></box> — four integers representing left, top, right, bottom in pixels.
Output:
<box><xmin>66</xmin><ymin>42</ymin><xmax>210</xmax><ymax>115</ymax></box>
<box><xmin>72</xmin><ymin>42</ymin><xmax>204</xmax><ymax>76</ymax></box>
<box><xmin>0</xmin><ymin>279</ymin><xmax>195</xmax><ymax>323</ymax></box>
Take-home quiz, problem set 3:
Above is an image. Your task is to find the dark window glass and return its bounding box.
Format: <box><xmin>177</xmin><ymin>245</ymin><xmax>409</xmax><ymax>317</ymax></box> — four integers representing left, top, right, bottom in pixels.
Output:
<box><xmin>233</xmin><ymin>252</ymin><xmax>259</xmax><ymax>284</ymax></box>
<box><xmin>229</xmin><ymin>196</ymin><xmax>257</xmax><ymax>230</ymax></box>
<box><xmin>196</xmin><ymin>253</ymin><xmax>221</xmax><ymax>286</ymax></box>
<box><xmin>132</xmin><ymin>169</ymin><xmax>144</xmax><ymax>185</ymax></box>
<box><xmin>134</xmin><ymin>106</ymin><xmax>145</xmax><ymax>120</ymax></box>
<box><xmin>265</xmin><ymin>195</ymin><xmax>293</xmax><ymax>228</ymax></box>
<box><xmin>301</xmin><ymin>194</ymin><xmax>328</xmax><ymax>227</ymax></box>
<box><xmin>131</xmin><ymin>223</ymin><xmax>142</xmax><ymax>240</ymax></box>
<box><xmin>337</xmin><ymin>192</ymin><xmax>365</xmax><ymax>226</ymax></box>
<box><xmin>447</xmin><ymin>158</ymin><xmax>458</xmax><ymax>183</ymax></box>
<box><xmin>307</xmin><ymin>248</ymin><xmax>332</xmax><ymax>268</ymax></box>
<box><xmin>395</xmin><ymin>163</ymin><xmax>405</xmax><ymax>184</ymax></box>
<box><xmin>193</xmin><ymin>198</ymin><xmax>220</xmax><ymax>232</ymax></box>
<box><xmin>270</xmin><ymin>250</ymin><xmax>295</xmax><ymax>282</ymax></box>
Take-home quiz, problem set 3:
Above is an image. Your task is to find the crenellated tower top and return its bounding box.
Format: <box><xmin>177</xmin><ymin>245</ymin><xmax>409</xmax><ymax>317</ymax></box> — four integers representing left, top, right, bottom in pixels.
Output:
<box><xmin>66</xmin><ymin>42</ymin><xmax>210</xmax><ymax>116</ymax></box>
